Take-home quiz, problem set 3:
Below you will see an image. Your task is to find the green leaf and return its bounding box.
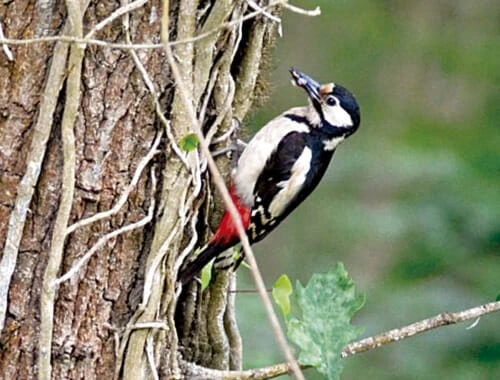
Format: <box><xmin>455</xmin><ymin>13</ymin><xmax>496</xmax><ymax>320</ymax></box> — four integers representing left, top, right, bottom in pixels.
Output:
<box><xmin>200</xmin><ymin>260</ymin><xmax>213</xmax><ymax>291</ymax></box>
<box><xmin>287</xmin><ymin>263</ymin><xmax>365</xmax><ymax>380</ymax></box>
<box><xmin>272</xmin><ymin>274</ymin><xmax>293</xmax><ymax>318</ymax></box>
<box><xmin>496</xmin><ymin>294</ymin><xmax>500</xmax><ymax>302</ymax></box>
<box><xmin>180</xmin><ymin>133</ymin><xmax>199</xmax><ymax>152</ymax></box>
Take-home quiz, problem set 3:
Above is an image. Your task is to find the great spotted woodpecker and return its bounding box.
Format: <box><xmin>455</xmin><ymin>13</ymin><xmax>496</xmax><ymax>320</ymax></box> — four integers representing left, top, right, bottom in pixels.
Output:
<box><xmin>178</xmin><ymin>68</ymin><xmax>361</xmax><ymax>285</ymax></box>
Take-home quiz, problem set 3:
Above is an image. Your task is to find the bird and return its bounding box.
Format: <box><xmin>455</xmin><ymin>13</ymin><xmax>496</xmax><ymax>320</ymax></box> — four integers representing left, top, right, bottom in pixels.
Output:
<box><xmin>178</xmin><ymin>68</ymin><xmax>361</xmax><ymax>285</ymax></box>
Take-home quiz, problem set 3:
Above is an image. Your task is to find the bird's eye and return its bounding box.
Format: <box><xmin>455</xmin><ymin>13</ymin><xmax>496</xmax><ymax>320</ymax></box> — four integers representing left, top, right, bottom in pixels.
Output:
<box><xmin>326</xmin><ymin>95</ymin><xmax>337</xmax><ymax>106</ymax></box>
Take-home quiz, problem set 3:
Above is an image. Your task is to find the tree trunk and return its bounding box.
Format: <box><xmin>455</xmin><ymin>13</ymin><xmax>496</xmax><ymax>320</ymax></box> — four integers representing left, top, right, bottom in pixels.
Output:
<box><xmin>0</xmin><ymin>0</ymin><xmax>278</xmax><ymax>378</ymax></box>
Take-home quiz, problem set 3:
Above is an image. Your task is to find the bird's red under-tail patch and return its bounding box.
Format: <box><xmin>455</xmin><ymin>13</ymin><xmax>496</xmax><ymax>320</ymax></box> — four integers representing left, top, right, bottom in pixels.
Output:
<box><xmin>210</xmin><ymin>185</ymin><xmax>251</xmax><ymax>248</ymax></box>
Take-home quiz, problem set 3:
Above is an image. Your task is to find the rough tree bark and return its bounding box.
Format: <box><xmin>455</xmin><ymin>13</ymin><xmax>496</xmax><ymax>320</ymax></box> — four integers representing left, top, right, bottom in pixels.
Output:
<box><xmin>0</xmin><ymin>0</ymin><xmax>279</xmax><ymax>378</ymax></box>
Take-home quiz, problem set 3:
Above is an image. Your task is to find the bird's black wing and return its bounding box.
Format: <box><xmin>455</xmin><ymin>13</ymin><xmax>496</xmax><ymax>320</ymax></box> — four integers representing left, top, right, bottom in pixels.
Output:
<box><xmin>248</xmin><ymin>131</ymin><xmax>309</xmax><ymax>243</ymax></box>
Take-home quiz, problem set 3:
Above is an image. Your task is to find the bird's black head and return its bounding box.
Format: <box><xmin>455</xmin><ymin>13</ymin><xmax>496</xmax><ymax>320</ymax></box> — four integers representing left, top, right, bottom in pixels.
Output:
<box><xmin>290</xmin><ymin>68</ymin><xmax>361</xmax><ymax>137</ymax></box>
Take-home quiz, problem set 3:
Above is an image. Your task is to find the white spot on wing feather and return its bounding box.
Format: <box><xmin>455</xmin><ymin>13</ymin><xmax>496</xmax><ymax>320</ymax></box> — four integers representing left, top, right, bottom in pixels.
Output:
<box><xmin>277</xmin><ymin>180</ymin><xmax>289</xmax><ymax>188</ymax></box>
<box><xmin>269</xmin><ymin>147</ymin><xmax>312</xmax><ymax>217</ymax></box>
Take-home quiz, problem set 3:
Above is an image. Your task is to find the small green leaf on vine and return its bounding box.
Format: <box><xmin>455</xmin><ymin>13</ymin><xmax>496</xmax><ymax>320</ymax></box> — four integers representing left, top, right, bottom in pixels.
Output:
<box><xmin>180</xmin><ymin>133</ymin><xmax>199</xmax><ymax>152</ymax></box>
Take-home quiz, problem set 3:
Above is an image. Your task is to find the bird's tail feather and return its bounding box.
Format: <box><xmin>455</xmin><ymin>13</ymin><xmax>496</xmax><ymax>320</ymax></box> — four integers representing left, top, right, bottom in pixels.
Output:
<box><xmin>177</xmin><ymin>244</ymin><xmax>226</xmax><ymax>285</ymax></box>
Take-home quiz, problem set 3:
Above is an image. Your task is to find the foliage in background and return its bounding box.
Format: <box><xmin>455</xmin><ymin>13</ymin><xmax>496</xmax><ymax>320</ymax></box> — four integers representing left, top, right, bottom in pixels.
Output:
<box><xmin>237</xmin><ymin>0</ymin><xmax>500</xmax><ymax>378</ymax></box>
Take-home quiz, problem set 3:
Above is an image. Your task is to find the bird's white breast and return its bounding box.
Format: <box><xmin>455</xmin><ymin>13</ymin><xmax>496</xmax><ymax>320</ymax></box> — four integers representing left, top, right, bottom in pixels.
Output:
<box><xmin>233</xmin><ymin>107</ymin><xmax>310</xmax><ymax>206</ymax></box>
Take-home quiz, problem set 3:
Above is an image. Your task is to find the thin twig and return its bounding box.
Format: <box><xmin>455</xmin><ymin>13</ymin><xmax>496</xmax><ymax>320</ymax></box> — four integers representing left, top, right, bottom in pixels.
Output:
<box><xmin>125</xmin><ymin>29</ymin><xmax>189</xmax><ymax>168</ymax></box>
<box><xmin>141</xmin><ymin>221</ymin><xmax>181</xmax><ymax>307</ymax></box>
<box><xmin>182</xmin><ymin>360</ymin><xmax>309</xmax><ymax>380</ymax></box>
<box><xmin>128</xmin><ymin>321</ymin><xmax>169</xmax><ymax>331</ymax></box>
<box><xmin>228</xmin><ymin>288</ymin><xmax>272</xmax><ymax>293</ymax></box>
<box><xmin>0</xmin><ymin>0</ymin><xmax>322</xmax><ymax>51</ymax></box>
<box><xmin>146</xmin><ymin>336</ymin><xmax>160</xmax><ymax>380</ymax></box>
<box><xmin>66</xmin><ymin>131</ymin><xmax>162</xmax><ymax>235</ymax></box>
<box><xmin>210</xmin><ymin>115</ymin><xmax>238</xmax><ymax>145</ymax></box>
<box><xmin>164</xmin><ymin>43</ymin><xmax>305</xmax><ymax>380</ymax></box>
<box><xmin>197</xmin><ymin>61</ymin><xmax>223</xmax><ymax>132</ymax></box>
<box><xmin>84</xmin><ymin>0</ymin><xmax>149</xmax><ymax>39</ymax></box>
<box><xmin>0</xmin><ymin>35</ymin><xmax>161</xmax><ymax>49</ymax></box>
<box><xmin>282</xmin><ymin>2</ymin><xmax>321</xmax><ymax>16</ymax></box>
<box><xmin>38</xmin><ymin>0</ymin><xmax>85</xmax><ymax>377</ymax></box>
<box><xmin>55</xmin><ymin>167</ymin><xmax>157</xmax><ymax>285</ymax></box>
<box><xmin>247</xmin><ymin>0</ymin><xmax>282</xmax><ymax>37</ymax></box>
<box><xmin>204</xmin><ymin>75</ymin><xmax>236</xmax><ymax>145</ymax></box>
<box><xmin>247</xmin><ymin>0</ymin><xmax>281</xmax><ymax>23</ymax></box>
<box><xmin>342</xmin><ymin>300</ymin><xmax>500</xmax><ymax>358</ymax></box>
<box><xmin>225</xmin><ymin>272</ymin><xmax>243</xmax><ymax>370</ymax></box>
<box><xmin>0</xmin><ymin>19</ymin><xmax>13</xmax><ymax>60</ymax></box>
<box><xmin>173</xmin><ymin>209</ymin><xmax>200</xmax><ymax>273</ymax></box>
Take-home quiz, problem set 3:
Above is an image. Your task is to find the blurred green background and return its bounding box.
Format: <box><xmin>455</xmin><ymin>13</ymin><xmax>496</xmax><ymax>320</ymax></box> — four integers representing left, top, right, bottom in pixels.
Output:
<box><xmin>236</xmin><ymin>0</ymin><xmax>500</xmax><ymax>378</ymax></box>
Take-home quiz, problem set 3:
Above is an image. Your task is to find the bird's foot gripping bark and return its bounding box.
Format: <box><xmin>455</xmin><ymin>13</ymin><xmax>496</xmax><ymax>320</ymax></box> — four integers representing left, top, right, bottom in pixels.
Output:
<box><xmin>210</xmin><ymin>118</ymin><xmax>247</xmax><ymax>169</ymax></box>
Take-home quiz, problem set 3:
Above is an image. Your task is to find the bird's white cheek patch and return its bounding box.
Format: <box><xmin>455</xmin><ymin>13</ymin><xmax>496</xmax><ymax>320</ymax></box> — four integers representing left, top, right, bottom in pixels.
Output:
<box><xmin>269</xmin><ymin>147</ymin><xmax>312</xmax><ymax>217</ymax></box>
<box><xmin>323</xmin><ymin>104</ymin><xmax>353</xmax><ymax>127</ymax></box>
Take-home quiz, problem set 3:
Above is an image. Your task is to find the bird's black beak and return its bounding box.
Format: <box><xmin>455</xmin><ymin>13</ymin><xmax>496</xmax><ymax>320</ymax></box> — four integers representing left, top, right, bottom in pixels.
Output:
<box><xmin>290</xmin><ymin>68</ymin><xmax>321</xmax><ymax>103</ymax></box>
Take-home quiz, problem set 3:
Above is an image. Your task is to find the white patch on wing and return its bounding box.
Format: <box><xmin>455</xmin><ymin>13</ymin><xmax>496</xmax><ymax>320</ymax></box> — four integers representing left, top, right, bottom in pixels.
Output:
<box><xmin>323</xmin><ymin>136</ymin><xmax>345</xmax><ymax>151</ymax></box>
<box><xmin>322</xmin><ymin>101</ymin><xmax>353</xmax><ymax>127</ymax></box>
<box><xmin>233</xmin><ymin>107</ymin><xmax>310</xmax><ymax>206</ymax></box>
<box><xmin>268</xmin><ymin>147</ymin><xmax>312</xmax><ymax>217</ymax></box>
<box><xmin>277</xmin><ymin>180</ymin><xmax>289</xmax><ymax>188</ymax></box>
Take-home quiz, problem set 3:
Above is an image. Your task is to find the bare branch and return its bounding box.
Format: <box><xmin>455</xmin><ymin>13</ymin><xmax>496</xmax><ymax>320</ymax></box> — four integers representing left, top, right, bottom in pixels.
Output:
<box><xmin>125</xmin><ymin>30</ymin><xmax>189</xmax><ymax>168</ymax></box>
<box><xmin>141</xmin><ymin>221</ymin><xmax>181</xmax><ymax>307</ymax></box>
<box><xmin>181</xmin><ymin>300</ymin><xmax>500</xmax><ymax>379</ymax></box>
<box><xmin>38</xmin><ymin>0</ymin><xmax>85</xmax><ymax>377</ymax></box>
<box><xmin>0</xmin><ymin>20</ymin><xmax>13</xmax><ymax>60</ymax></box>
<box><xmin>247</xmin><ymin>0</ymin><xmax>283</xmax><ymax>37</ymax></box>
<box><xmin>0</xmin><ymin>0</ymin><xmax>322</xmax><ymax>52</ymax></box>
<box><xmin>84</xmin><ymin>0</ymin><xmax>149</xmax><ymax>39</ymax></box>
<box><xmin>128</xmin><ymin>321</ymin><xmax>169</xmax><ymax>331</ymax></box>
<box><xmin>146</xmin><ymin>336</ymin><xmax>160</xmax><ymax>380</ymax></box>
<box><xmin>173</xmin><ymin>210</ymin><xmax>201</xmax><ymax>274</ymax></box>
<box><xmin>225</xmin><ymin>273</ymin><xmax>243</xmax><ymax>370</ymax></box>
<box><xmin>247</xmin><ymin>0</ymin><xmax>282</xmax><ymax>23</ymax></box>
<box><xmin>0</xmin><ymin>35</ymin><xmax>162</xmax><ymax>49</ymax></box>
<box><xmin>181</xmin><ymin>360</ymin><xmax>309</xmax><ymax>380</ymax></box>
<box><xmin>342</xmin><ymin>300</ymin><xmax>500</xmax><ymax>358</ymax></box>
<box><xmin>282</xmin><ymin>2</ymin><xmax>321</xmax><ymax>16</ymax></box>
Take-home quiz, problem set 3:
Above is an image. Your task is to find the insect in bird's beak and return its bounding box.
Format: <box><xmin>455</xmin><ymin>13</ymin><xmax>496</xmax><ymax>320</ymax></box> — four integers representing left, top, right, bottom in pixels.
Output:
<box><xmin>290</xmin><ymin>67</ymin><xmax>321</xmax><ymax>103</ymax></box>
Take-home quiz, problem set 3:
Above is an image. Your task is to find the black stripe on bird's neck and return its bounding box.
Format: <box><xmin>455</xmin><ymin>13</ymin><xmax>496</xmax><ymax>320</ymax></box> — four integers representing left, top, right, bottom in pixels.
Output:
<box><xmin>320</xmin><ymin>121</ymin><xmax>354</xmax><ymax>139</ymax></box>
<box><xmin>283</xmin><ymin>113</ymin><xmax>311</xmax><ymax>127</ymax></box>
